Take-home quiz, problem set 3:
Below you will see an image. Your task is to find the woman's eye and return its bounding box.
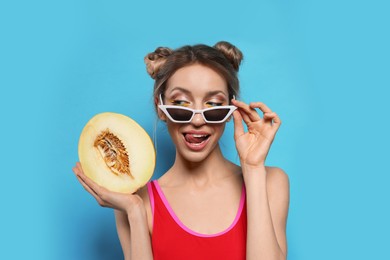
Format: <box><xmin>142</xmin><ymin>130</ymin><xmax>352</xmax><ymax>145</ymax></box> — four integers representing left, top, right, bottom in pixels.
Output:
<box><xmin>206</xmin><ymin>102</ymin><xmax>223</xmax><ymax>107</ymax></box>
<box><xmin>170</xmin><ymin>100</ymin><xmax>190</xmax><ymax>106</ymax></box>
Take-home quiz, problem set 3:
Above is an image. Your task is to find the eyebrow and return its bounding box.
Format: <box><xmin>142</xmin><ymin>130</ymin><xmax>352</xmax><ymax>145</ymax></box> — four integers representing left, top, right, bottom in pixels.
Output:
<box><xmin>168</xmin><ymin>87</ymin><xmax>227</xmax><ymax>98</ymax></box>
<box><xmin>168</xmin><ymin>87</ymin><xmax>191</xmax><ymax>95</ymax></box>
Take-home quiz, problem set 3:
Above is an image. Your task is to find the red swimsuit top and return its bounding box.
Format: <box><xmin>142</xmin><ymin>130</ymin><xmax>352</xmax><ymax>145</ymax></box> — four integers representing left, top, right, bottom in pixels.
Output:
<box><xmin>147</xmin><ymin>180</ymin><xmax>247</xmax><ymax>260</ymax></box>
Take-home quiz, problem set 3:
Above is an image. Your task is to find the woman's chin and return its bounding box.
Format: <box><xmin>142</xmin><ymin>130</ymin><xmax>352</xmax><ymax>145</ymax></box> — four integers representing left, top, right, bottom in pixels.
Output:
<box><xmin>178</xmin><ymin>142</ymin><xmax>220</xmax><ymax>164</ymax></box>
<box><xmin>179</xmin><ymin>151</ymin><xmax>210</xmax><ymax>164</ymax></box>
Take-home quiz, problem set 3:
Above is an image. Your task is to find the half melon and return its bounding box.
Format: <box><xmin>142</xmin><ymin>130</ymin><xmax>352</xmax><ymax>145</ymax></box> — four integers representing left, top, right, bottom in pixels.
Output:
<box><xmin>78</xmin><ymin>112</ymin><xmax>155</xmax><ymax>193</ymax></box>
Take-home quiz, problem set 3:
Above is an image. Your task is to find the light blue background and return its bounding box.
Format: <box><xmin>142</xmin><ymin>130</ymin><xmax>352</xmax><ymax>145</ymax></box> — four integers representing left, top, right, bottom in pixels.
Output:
<box><xmin>1</xmin><ymin>0</ymin><xmax>389</xmax><ymax>259</ymax></box>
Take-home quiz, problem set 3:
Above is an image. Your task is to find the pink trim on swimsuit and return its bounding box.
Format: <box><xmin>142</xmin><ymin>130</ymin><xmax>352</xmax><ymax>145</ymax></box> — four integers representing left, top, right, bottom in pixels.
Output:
<box><xmin>153</xmin><ymin>180</ymin><xmax>246</xmax><ymax>238</ymax></box>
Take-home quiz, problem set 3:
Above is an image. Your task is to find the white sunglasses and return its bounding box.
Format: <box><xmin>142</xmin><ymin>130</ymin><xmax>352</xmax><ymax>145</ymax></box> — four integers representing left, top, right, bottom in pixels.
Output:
<box><xmin>158</xmin><ymin>94</ymin><xmax>237</xmax><ymax>123</ymax></box>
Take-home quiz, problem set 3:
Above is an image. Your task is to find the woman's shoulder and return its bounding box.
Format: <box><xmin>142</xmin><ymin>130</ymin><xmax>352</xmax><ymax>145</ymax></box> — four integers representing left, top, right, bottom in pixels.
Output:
<box><xmin>264</xmin><ymin>166</ymin><xmax>289</xmax><ymax>187</ymax></box>
<box><xmin>265</xmin><ymin>166</ymin><xmax>289</xmax><ymax>180</ymax></box>
<box><xmin>264</xmin><ymin>166</ymin><xmax>290</xmax><ymax>202</ymax></box>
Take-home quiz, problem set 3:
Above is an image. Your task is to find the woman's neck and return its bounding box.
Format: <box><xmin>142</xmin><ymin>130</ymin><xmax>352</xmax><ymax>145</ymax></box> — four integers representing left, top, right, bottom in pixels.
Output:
<box><xmin>164</xmin><ymin>145</ymin><xmax>238</xmax><ymax>187</ymax></box>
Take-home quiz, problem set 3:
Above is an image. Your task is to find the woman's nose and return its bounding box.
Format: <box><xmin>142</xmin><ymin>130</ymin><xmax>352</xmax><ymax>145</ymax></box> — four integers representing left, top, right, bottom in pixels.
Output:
<box><xmin>190</xmin><ymin>112</ymin><xmax>206</xmax><ymax>126</ymax></box>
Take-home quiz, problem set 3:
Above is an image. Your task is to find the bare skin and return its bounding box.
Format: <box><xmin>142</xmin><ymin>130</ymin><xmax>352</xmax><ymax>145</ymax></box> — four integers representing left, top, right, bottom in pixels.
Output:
<box><xmin>73</xmin><ymin>64</ymin><xmax>289</xmax><ymax>260</ymax></box>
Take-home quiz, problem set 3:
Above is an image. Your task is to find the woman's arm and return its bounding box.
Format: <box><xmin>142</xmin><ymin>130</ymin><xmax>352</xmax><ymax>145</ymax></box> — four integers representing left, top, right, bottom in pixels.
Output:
<box><xmin>114</xmin><ymin>210</ymin><xmax>131</xmax><ymax>259</ymax></box>
<box><xmin>73</xmin><ymin>162</ymin><xmax>153</xmax><ymax>260</ymax></box>
<box><xmin>243</xmin><ymin>166</ymin><xmax>289</xmax><ymax>260</ymax></box>
<box><xmin>231</xmin><ymin>99</ymin><xmax>289</xmax><ymax>259</ymax></box>
<box><xmin>114</xmin><ymin>201</ymin><xmax>153</xmax><ymax>260</ymax></box>
<box><xmin>125</xmin><ymin>198</ymin><xmax>153</xmax><ymax>260</ymax></box>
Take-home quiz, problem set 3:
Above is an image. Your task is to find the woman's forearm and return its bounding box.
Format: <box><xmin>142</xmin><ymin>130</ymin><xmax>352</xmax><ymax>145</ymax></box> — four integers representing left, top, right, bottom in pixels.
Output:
<box><xmin>243</xmin><ymin>166</ymin><xmax>286</xmax><ymax>260</ymax></box>
<box><xmin>126</xmin><ymin>205</ymin><xmax>153</xmax><ymax>260</ymax></box>
<box><xmin>114</xmin><ymin>210</ymin><xmax>132</xmax><ymax>259</ymax></box>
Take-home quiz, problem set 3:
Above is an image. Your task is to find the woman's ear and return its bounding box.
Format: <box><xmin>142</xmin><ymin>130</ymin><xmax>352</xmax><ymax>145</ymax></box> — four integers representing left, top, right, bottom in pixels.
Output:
<box><xmin>155</xmin><ymin>95</ymin><xmax>166</xmax><ymax>122</ymax></box>
<box><xmin>158</xmin><ymin>110</ymin><xmax>166</xmax><ymax>122</ymax></box>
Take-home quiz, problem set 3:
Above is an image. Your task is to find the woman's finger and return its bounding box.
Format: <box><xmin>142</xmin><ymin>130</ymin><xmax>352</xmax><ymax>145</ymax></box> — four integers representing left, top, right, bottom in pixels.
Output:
<box><xmin>270</xmin><ymin>112</ymin><xmax>282</xmax><ymax>129</ymax></box>
<box><xmin>263</xmin><ymin>112</ymin><xmax>276</xmax><ymax>121</ymax></box>
<box><xmin>232</xmin><ymin>110</ymin><xmax>245</xmax><ymax>140</ymax></box>
<box><xmin>73</xmin><ymin>163</ymin><xmax>128</xmax><ymax>209</ymax></box>
<box><xmin>76</xmin><ymin>161</ymin><xmax>84</xmax><ymax>173</ymax></box>
<box><xmin>75</xmin><ymin>173</ymin><xmax>106</xmax><ymax>206</ymax></box>
<box><xmin>250</xmin><ymin>102</ymin><xmax>272</xmax><ymax>114</ymax></box>
<box><xmin>232</xmin><ymin>99</ymin><xmax>261</xmax><ymax>122</ymax></box>
<box><xmin>263</xmin><ymin>112</ymin><xmax>282</xmax><ymax>130</ymax></box>
<box><xmin>73</xmin><ymin>167</ymin><xmax>106</xmax><ymax>206</ymax></box>
<box><xmin>237</xmin><ymin>108</ymin><xmax>252</xmax><ymax>125</ymax></box>
<box><xmin>74</xmin><ymin>163</ymin><xmax>105</xmax><ymax>198</ymax></box>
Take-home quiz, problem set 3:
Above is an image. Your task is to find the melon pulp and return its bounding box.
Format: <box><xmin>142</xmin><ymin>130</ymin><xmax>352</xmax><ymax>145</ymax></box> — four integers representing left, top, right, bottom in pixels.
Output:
<box><xmin>78</xmin><ymin>112</ymin><xmax>155</xmax><ymax>193</ymax></box>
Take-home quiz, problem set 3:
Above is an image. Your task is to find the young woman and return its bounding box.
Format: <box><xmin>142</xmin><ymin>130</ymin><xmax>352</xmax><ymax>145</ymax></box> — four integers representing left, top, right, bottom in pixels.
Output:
<box><xmin>73</xmin><ymin>41</ymin><xmax>290</xmax><ymax>260</ymax></box>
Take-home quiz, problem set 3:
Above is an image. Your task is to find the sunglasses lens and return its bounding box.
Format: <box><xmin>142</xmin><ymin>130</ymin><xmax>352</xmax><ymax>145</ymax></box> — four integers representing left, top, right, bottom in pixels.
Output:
<box><xmin>204</xmin><ymin>108</ymin><xmax>230</xmax><ymax>122</ymax></box>
<box><xmin>166</xmin><ymin>108</ymin><xmax>193</xmax><ymax>121</ymax></box>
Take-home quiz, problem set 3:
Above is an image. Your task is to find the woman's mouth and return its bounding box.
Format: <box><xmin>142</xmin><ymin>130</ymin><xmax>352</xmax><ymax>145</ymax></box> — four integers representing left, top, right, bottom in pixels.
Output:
<box><xmin>183</xmin><ymin>133</ymin><xmax>211</xmax><ymax>151</ymax></box>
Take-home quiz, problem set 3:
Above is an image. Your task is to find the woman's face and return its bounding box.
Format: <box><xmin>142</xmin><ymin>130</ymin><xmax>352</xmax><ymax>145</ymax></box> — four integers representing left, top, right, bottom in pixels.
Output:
<box><xmin>158</xmin><ymin>63</ymin><xmax>230</xmax><ymax>163</ymax></box>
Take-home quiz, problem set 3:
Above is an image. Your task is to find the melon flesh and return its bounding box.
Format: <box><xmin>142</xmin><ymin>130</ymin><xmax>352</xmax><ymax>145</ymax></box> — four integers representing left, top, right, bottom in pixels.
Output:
<box><xmin>78</xmin><ymin>112</ymin><xmax>155</xmax><ymax>193</ymax></box>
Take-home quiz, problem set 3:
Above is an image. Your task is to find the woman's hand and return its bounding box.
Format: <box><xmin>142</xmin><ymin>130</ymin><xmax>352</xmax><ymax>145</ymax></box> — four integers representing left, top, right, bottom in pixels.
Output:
<box><xmin>72</xmin><ymin>162</ymin><xmax>144</xmax><ymax>215</ymax></box>
<box><xmin>231</xmin><ymin>99</ymin><xmax>281</xmax><ymax>169</ymax></box>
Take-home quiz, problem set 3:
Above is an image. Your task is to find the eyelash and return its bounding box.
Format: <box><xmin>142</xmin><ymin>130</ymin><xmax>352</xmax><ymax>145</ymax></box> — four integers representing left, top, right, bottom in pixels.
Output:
<box><xmin>170</xmin><ymin>100</ymin><xmax>190</xmax><ymax>106</ymax></box>
<box><xmin>170</xmin><ymin>100</ymin><xmax>224</xmax><ymax>107</ymax></box>
<box><xmin>206</xmin><ymin>102</ymin><xmax>223</xmax><ymax>107</ymax></box>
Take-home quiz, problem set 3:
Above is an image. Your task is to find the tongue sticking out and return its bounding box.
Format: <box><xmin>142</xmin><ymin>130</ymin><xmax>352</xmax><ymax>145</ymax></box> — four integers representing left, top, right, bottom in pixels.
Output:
<box><xmin>184</xmin><ymin>134</ymin><xmax>209</xmax><ymax>144</ymax></box>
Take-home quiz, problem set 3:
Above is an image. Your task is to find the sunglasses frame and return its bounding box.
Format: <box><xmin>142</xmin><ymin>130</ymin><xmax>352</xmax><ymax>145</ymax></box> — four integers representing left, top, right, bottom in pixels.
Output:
<box><xmin>158</xmin><ymin>94</ymin><xmax>237</xmax><ymax>123</ymax></box>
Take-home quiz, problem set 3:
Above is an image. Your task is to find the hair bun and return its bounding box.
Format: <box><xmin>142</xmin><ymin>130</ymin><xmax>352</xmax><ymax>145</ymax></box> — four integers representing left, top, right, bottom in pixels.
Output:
<box><xmin>144</xmin><ymin>47</ymin><xmax>173</xmax><ymax>79</ymax></box>
<box><xmin>213</xmin><ymin>41</ymin><xmax>243</xmax><ymax>71</ymax></box>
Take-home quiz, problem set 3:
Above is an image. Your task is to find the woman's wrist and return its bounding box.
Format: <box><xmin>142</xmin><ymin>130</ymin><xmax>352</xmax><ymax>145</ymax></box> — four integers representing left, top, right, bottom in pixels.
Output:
<box><xmin>241</xmin><ymin>164</ymin><xmax>267</xmax><ymax>186</ymax></box>
<box><xmin>241</xmin><ymin>163</ymin><xmax>266</xmax><ymax>175</ymax></box>
<box><xmin>125</xmin><ymin>196</ymin><xmax>146</xmax><ymax>222</ymax></box>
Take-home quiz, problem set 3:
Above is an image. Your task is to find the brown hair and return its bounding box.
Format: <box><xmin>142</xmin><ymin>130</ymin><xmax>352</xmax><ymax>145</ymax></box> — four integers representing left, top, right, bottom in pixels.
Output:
<box><xmin>144</xmin><ymin>41</ymin><xmax>243</xmax><ymax>102</ymax></box>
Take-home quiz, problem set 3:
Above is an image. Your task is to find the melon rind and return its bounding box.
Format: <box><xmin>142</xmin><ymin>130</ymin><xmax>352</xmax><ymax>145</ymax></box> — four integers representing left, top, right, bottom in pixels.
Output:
<box><xmin>78</xmin><ymin>112</ymin><xmax>155</xmax><ymax>193</ymax></box>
